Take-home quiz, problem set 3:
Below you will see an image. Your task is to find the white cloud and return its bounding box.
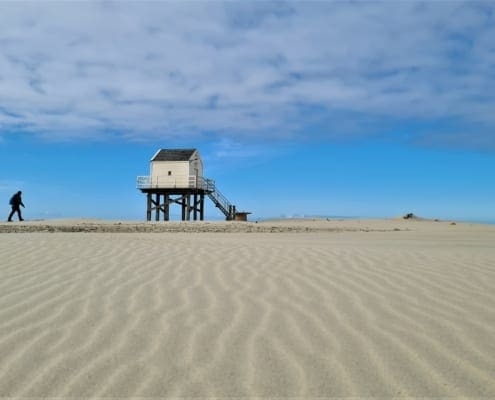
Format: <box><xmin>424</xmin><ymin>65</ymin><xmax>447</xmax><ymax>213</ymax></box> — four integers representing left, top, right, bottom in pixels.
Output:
<box><xmin>0</xmin><ymin>1</ymin><xmax>494</xmax><ymax>148</ymax></box>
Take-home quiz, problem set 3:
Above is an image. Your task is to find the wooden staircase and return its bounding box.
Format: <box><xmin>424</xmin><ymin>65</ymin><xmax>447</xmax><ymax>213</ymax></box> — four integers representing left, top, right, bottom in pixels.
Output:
<box><xmin>204</xmin><ymin>178</ymin><xmax>236</xmax><ymax>220</ymax></box>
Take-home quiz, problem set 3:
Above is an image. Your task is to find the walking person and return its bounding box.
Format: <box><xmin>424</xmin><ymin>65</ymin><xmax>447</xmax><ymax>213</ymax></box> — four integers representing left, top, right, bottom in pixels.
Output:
<box><xmin>8</xmin><ymin>191</ymin><xmax>25</xmax><ymax>222</ymax></box>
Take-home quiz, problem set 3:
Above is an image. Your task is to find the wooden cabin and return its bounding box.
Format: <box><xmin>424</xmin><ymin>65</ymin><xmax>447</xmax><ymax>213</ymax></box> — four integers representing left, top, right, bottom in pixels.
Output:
<box><xmin>149</xmin><ymin>148</ymin><xmax>203</xmax><ymax>189</ymax></box>
<box><xmin>137</xmin><ymin>148</ymin><xmax>243</xmax><ymax>221</ymax></box>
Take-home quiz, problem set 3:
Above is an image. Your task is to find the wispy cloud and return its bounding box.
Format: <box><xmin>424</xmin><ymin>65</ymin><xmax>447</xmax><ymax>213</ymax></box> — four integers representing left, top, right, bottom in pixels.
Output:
<box><xmin>0</xmin><ymin>1</ymin><xmax>494</xmax><ymax>149</ymax></box>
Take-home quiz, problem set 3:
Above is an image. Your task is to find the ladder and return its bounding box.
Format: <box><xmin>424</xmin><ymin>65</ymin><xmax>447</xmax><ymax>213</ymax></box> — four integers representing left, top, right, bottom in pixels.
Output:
<box><xmin>204</xmin><ymin>178</ymin><xmax>236</xmax><ymax>220</ymax></box>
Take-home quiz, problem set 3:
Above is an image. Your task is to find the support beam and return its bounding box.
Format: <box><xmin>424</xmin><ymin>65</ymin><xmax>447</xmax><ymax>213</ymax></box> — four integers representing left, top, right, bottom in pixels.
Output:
<box><xmin>185</xmin><ymin>194</ymin><xmax>191</xmax><ymax>221</ymax></box>
<box><xmin>193</xmin><ymin>192</ymin><xmax>198</xmax><ymax>221</ymax></box>
<box><xmin>181</xmin><ymin>196</ymin><xmax>186</xmax><ymax>221</ymax></box>
<box><xmin>200</xmin><ymin>193</ymin><xmax>204</xmax><ymax>220</ymax></box>
<box><xmin>155</xmin><ymin>193</ymin><xmax>160</xmax><ymax>221</ymax></box>
<box><xmin>141</xmin><ymin>188</ymin><xmax>214</xmax><ymax>222</ymax></box>
<box><xmin>146</xmin><ymin>192</ymin><xmax>152</xmax><ymax>221</ymax></box>
<box><xmin>164</xmin><ymin>194</ymin><xmax>169</xmax><ymax>221</ymax></box>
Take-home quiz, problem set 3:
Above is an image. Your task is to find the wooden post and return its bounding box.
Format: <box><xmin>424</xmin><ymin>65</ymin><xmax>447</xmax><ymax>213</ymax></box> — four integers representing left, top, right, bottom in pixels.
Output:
<box><xmin>155</xmin><ymin>193</ymin><xmax>160</xmax><ymax>221</ymax></box>
<box><xmin>164</xmin><ymin>194</ymin><xmax>169</xmax><ymax>221</ymax></box>
<box><xmin>146</xmin><ymin>192</ymin><xmax>152</xmax><ymax>221</ymax></box>
<box><xmin>181</xmin><ymin>195</ymin><xmax>186</xmax><ymax>221</ymax></box>
<box><xmin>185</xmin><ymin>195</ymin><xmax>191</xmax><ymax>221</ymax></box>
<box><xmin>200</xmin><ymin>193</ymin><xmax>204</xmax><ymax>220</ymax></box>
<box><xmin>193</xmin><ymin>192</ymin><xmax>198</xmax><ymax>221</ymax></box>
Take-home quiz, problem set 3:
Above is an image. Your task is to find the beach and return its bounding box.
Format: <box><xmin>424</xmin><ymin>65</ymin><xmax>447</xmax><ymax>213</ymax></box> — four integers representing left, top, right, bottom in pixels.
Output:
<box><xmin>1</xmin><ymin>218</ymin><xmax>494</xmax><ymax>397</ymax></box>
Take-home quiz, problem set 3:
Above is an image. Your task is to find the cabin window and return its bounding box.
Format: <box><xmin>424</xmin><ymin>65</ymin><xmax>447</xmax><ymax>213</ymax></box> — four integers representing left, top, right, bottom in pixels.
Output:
<box><xmin>168</xmin><ymin>171</ymin><xmax>172</xmax><ymax>176</ymax></box>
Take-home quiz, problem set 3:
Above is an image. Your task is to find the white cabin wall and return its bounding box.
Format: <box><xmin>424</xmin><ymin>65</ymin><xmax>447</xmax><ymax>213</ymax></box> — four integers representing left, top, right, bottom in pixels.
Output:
<box><xmin>188</xmin><ymin>150</ymin><xmax>204</xmax><ymax>178</ymax></box>
<box><xmin>150</xmin><ymin>161</ymin><xmax>190</xmax><ymax>187</ymax></box>
<box><xmin>189</xmin><ymin>158</ymin><xmax>203</xmax><ymax>178</ymax></box>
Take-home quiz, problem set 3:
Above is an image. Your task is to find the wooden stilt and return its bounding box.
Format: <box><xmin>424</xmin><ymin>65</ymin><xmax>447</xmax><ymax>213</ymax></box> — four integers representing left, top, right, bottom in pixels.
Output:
<box><xmin>155</xmin><ymin>193</ymin><xmax>160</xmax><ymax>221</ymax></box>
<box><xmin>164</xmin><ymin>194</ymin><xmax>169</xmax><ymax>221</ymax></box>
<box><xmin>200</xmin><ymin>193</ymin><xmax>204</xmax><ymax>220</ymax></box>
<box><xmin>181</xmin><ymin>195</ymin><xmax>186</xmax><ymax>221</ymax></box>
<box><xmin>193</xmin><ymin>193</ymin><xmax>198</xmax><ymax>220</ymax></box>
<box><xmin>185</xmin><ymin>195</ymin><xmax>191</xmax><ymax>221</ymax></box>
<box><xmin>146</xmin><ymin>192</ymin><xmax>152</xmax><ymax>221</ymax></box>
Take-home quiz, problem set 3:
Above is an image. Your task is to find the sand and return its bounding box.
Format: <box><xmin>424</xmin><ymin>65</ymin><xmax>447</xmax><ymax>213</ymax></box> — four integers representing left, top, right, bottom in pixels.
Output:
<box><xmin>0</xmin><ymin>218</ymin><xmax>494</xmax><ymax>397</ymax></box>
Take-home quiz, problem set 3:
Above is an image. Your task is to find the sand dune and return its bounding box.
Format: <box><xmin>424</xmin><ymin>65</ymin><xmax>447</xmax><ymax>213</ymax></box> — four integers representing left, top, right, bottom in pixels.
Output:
<box><xmin>1</xmin><ymin>219</ymin><xmax>494</xmax><ymax>397</ymax></box>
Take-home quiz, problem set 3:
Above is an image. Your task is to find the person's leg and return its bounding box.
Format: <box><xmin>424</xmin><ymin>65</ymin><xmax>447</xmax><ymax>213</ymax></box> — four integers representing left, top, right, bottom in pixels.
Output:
<box><xmin>8</xmin><ymin>207</ymin><xmax>15</xmax><ymax>221</ymax></box>
<box><xmin>17</xmin><ymin>206</ymin><xmax>23</xmax><ymax>221</ymax></box>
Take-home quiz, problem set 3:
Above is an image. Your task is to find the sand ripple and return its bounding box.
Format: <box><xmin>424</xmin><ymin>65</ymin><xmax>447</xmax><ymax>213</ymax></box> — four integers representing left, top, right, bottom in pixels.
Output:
<box><xmin>1</xmin><ymin>228</ymin><xmax>494</xmax><ymax>397</ymax></box>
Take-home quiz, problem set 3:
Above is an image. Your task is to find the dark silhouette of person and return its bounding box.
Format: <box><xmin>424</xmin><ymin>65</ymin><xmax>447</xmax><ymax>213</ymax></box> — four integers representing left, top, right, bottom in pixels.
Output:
<box><xmin>8</xmin><ymin>191</ymin><xmax>25</xmax><ymax>222</ymax></box>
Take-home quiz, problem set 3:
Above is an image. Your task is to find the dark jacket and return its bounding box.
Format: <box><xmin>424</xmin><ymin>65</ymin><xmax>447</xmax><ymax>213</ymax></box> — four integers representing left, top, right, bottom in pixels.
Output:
<box><xmin>9</xmin><ymin>193</ymin><xmax>24</xmax><ymax>208</ymax></box>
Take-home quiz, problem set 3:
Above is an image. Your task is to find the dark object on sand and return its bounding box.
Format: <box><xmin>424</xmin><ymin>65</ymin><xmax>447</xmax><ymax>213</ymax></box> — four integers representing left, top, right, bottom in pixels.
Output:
<box><xmin>234</xmin><ymin>212</ymin><xmax>251</xmax><ymax>221</ymax></box>
<box><xmin>403</xmin><ymin>213</ymin><xmax>416</xmax><ymax>219</ymax></box>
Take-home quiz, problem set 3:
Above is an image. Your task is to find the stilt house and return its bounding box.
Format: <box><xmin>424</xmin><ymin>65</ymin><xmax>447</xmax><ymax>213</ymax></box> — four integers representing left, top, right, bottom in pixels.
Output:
<box><xmin>137</xmin><ymin>148</ymin><xmax>244</xmax><ymax>221</ymax></box>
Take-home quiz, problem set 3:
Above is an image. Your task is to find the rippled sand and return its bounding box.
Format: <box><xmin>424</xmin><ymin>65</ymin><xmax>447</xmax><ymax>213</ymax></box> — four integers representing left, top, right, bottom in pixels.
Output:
<box><xmin>1</xmin><ymin>219</ymin><xmax>494</xmax><ymax>397</ymax></box>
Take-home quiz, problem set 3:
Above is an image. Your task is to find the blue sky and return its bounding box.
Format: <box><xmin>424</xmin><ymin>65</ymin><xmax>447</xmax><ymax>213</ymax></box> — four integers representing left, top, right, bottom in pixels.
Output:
<box><xmin>1</xmin><ymin>1</ymin><xmax>494</xmax><ymax>222</ymax></box>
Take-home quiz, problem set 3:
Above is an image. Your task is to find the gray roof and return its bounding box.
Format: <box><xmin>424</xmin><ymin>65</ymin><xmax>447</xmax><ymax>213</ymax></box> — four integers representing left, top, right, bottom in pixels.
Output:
<box><xmin>151</xmin><ymin>149</ymin><xmax>197</xmax><ymax>162</ymax></box>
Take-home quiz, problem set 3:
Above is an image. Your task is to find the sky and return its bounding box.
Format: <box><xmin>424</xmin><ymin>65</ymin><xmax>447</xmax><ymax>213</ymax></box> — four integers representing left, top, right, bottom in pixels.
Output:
<box><xmin>0</xmin><ymin>1</ymin><xmax>494</xmax><ymax>222</ymax></box>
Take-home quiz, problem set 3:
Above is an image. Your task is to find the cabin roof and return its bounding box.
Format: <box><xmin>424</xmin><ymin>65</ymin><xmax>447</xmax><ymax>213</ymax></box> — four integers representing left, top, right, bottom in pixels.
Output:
<box><xmin>151</xmin><ymin>149</ymin><xmax>197</xmax><ymax>162</ymax></box>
